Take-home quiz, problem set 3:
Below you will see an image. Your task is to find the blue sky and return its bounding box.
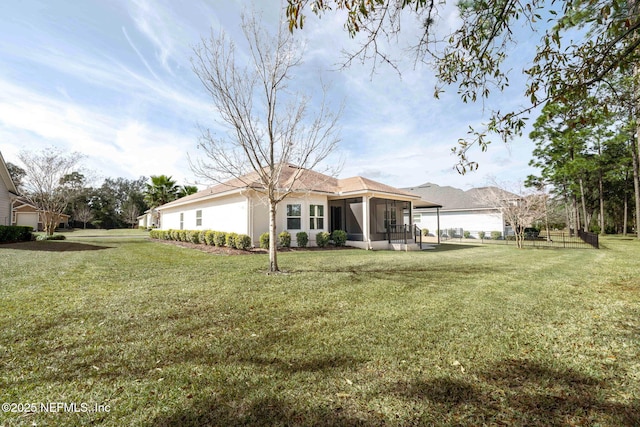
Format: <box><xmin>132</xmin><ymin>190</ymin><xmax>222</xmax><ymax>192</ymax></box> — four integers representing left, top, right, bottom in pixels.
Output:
<box><xmin>0</xmin><ymin>0</ymin><xmax>538</xmax><ymax>190</ymax></box>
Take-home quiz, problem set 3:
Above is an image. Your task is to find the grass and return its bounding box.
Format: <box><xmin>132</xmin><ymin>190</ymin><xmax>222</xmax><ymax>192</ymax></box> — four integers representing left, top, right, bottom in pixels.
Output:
<box><xmin>0</xmin><ymin>231</ymin><xmax>639</xmax><ymax>426</ymax></box>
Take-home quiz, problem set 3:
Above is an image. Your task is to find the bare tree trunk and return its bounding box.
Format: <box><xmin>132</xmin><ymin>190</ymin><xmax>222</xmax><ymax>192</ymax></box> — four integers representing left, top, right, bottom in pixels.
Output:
<box><xmin>635</xmin><ymin>122</ymin><xmax>640</xmax><ymax>239</ymax></box>
<box><xmin>564</xmin><ymin>198</ymin><xmax>571</xmax><ymax>234</ymax></box>
<box><xmin>623</xmin><ymin>191</ymin><xmax>628</xmax><ymax>236</ymax></box>
<box><xmin>572</xmin><ymin>193</ymin><xmax>580</xmax><ymax>235</ymax></box>
<box><xmin>633</xmin><ymin>153</ymin><xmax>640</xmax><ymax>238</ymax></box>
<box><xmin>268</xmin><ymin>200</ymin><xmax>279</xmax><ymax>272</ymax></box>
<box><xmin>598</xmin><ymin>142</ymin><xmax>605</xmax><ymax>235</ymax></box>
<box><xmin>579</xmin><ymin>178</ymin><xmax>588</xmax><ymax>230</ymax></box>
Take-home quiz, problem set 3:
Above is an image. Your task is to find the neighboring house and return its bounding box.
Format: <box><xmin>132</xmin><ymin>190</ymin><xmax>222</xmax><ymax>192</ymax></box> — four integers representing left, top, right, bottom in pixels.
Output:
<box><xmin>137</xmin><ymin>208</ymin><xmax>159</xmax><ymax>229</ymax></box>
<box><xmin>404</xmin><ymin>182</ymin><xmax>513</xmax><ymax>238</ymax></box>
<box><xmin>156</xmin><ymin>164</ymin><xmax>426</xmax><ymax>250</ymax></box>
<box><xmin>12</xmin><ymin>197</ymin><xmax>70</xmax><ymax>231</ymax></box>
<box><xmin>0</xmin><ymin>150</ymin><xmax>19</xmax><ymax>226</ymax></box>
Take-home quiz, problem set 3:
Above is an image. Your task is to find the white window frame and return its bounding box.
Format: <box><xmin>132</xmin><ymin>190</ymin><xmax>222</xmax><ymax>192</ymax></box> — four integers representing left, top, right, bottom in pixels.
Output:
<box><xmin>196</xmin><ymin>210</ymin><xmax>202</xmax><ymax>226</ymax></box>
<box><xmin>309</xmin><ymin>204</ymin><xmax>324</xmax><ymax>230</ymax></box>
<box><xmin>286</xmin><ymin>204</ymin><xmax>302</xmax><ymax>230</ymax></box>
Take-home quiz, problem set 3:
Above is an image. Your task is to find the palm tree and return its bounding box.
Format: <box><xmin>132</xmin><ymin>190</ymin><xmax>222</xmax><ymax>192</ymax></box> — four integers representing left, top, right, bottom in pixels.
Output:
<box><xmin>177</xmin><ymin>185</ymin><xmax>198</xmax><ymax>198</ymax></box>
<box><xmin>144</xmin><ymin>175</ymin><xmax>178</xmax><ymax>208</ymax></box>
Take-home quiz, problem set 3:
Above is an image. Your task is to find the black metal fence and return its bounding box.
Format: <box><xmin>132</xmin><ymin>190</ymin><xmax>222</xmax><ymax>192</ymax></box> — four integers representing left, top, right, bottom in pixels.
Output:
<box><xmin>387</xmin><ymin>224</ymin><xmax>423</xmax><ymax>249</ymax></box>
<box><xmin>577</xmin><ymin>229</ymin><xmax>599</xmax><ymax>249</ymax></box>
<box><xmin>440</xmin><ymin>230</ymin><xmax>598</xmax><ymax>249</ymax></box>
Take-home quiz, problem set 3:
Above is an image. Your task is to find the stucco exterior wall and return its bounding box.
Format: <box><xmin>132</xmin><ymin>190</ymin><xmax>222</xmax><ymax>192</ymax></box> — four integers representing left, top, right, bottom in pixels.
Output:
<box><xmin>159</xmin><ymin>194</ymin><xmax>249</xmax><ymax>235</ymax></box>
<box><xmin>248</xmin><ymin>194</ymin><xmax>329</xmax><ymax>247</ymax></box>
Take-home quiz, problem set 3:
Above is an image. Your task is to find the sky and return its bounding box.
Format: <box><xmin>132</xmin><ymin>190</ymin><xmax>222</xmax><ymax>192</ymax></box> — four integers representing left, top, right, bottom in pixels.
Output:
<box><xmin>0</xmin><ymin>0</ymin><xmax>539</xmax><ymax>191</ymax></box>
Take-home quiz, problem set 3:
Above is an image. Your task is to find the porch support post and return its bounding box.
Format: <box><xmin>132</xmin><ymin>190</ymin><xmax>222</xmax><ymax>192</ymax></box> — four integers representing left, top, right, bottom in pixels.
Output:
<box><xmin>437</xmin><ymin>207</ymin><xmax>441</xmax><ymax>245</ymax></box>
<box><xmin>363</xmin><ymin>195</ymin><xmax>371</xmax><ymax>250</ymax></box>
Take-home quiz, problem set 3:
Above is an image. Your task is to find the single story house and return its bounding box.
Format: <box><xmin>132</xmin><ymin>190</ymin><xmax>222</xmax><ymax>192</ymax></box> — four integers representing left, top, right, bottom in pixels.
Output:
<box><xmin>0</xmin><ymin>150</ymin><xmax>19</xmax><ymax>226</ymax></box>
<box><xmin>156</xmin><ymin>164</ymin><xmax>432</xmax><ymax>250</ymax></box>
<box><xmin>137</xmin><ymin>208</ymin><xmax>159</xmax><ymax>229</ymax></box>
<box><xmin>404</xmin><ymin>183</ymin><xmax>513</xmax><ymax>238</ymax></box>
<box><xmin>12</xmin><ymin>197</ymin><xmax>70</xmax><ymax>231</ymax></box>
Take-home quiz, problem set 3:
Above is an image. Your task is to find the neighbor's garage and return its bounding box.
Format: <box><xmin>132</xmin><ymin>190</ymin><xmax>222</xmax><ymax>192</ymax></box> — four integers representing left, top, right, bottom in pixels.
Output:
<box><xmin>15</xmin><ymin>212</ymin><xmax>39</xmax><ymax>230</ymax></box>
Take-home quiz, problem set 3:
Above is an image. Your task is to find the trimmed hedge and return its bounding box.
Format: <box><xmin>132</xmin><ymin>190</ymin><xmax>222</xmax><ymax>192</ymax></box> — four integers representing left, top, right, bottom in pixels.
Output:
<box><xmin>331</xmin><ymin>230</ymin><xmax>347</xmax><ymax>247</ymax></box>
<box><xmin>0</xmin><ymin>225</ymin><xmax>34</xmax><ymax>243</ymax></box>
<box><xmin>316</xmin><ymin>231</ymin><xmax>331</xmax><ymax>248</ymax></box>
<box><xmin>259</xmin><ymin>232</ymin><xmax>270</xmax><ymax>249</ymax></box>
<box><xmin>36</xmin><ymin>234</ymin><xmax>66</xmax><ymax>241</ymax></box>
<box><xmin>278</xmin><ymin>231</ymin><xmax>291</xmax><ymax>248</ymax></box>
<box><xmin>296</xmin><ymin>231</ymin><xmax>308</xmax><ymax>248</ymax></box>
<box><xmin>150</xmin><ymin>229</ymin><xmax>253</xmax><ymax>251</ymax></box>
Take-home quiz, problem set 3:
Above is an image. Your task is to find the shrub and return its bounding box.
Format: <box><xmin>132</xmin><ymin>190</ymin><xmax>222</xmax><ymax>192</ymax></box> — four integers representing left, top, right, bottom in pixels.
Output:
<box><xmin>178</xmin><ymin>230</ymin><xmax>188</xmax><ymax>242</ymax></box>
<box><xmin>168</xmin><ymin>229</ymin><xmax>178</xmax><ymax>241</ymax></box>
<box><xmin>198</xmin><ymin>230</ymin><xmax>207</xmax><ymax>244</ymax></box>
<box><xmin>316</xmin><ymin>231</ymin><xmax>331</xmax><ymax>248</ymax></box>
<box><xmin>296</xmin><ymin>231</ymin><xmax>308</xmax><ymax>248</ymax></box>
<box><xmin>235</xmin><ymin>234</ymin><xmax>252</xmax><ymax>250</ymax></box>
<box><xmin>226</xmin><ymin>232</ymin><xmax>238</xmax><ymax>248</ymax></box>
<box><xmin>149</xmin><ymin>229</ymin><xmax>161</xmax><ymax>239</ymax></box>
<box><xmin>213</xmin><ymin>231</ymin><xmax>227</xmax><ymax>247</ymax></box>
<box><xmin>279</xmin><ymin>231</ymin><xmax>291</xmax><ymax>248</ymax></box>
<box><xmin>491</xmin><ymin>231</ymin><xmax>502</xmax><ymax>240</ymax></box>
<box><xmin>0</xmin><ymin>225</ymin><xmax>33</xmax><ymax>243</ymax></box>
<box><xmin>187</xmin><ymin>230</ymin><xmax>200</xmax><ymax>244</ymax></box>
<box><xmin>463</xmin><ymin>230</ymin><xmax>471</xmax><ymax>239</ymax></box>
<box><xmin>36</xmin><ymin>234</ymin><xmax>66</xmax><ymax>241</ymax></box>
<box><xmin>204</xmin><ymin>230</ymin><xmax>216</xmax><ymax>245</ymax></box>
<box><xmin>422</xmin><ymin>228</ymin><xmax>429</xmax><ymax>237</ymax></box>
<box><xmin>478</xmin><ymin>231</ymin><xmax>486</xmax><ymax>240</ymax></box>
<box><xmin>259</xmin><ymin>232</ymin><xmax>270</xmax><ymax>249</ymax></box>
<box><xmin>332</xmin><ymin>229</ymin><xmax>347</xmax><ymax>247</ymax></box>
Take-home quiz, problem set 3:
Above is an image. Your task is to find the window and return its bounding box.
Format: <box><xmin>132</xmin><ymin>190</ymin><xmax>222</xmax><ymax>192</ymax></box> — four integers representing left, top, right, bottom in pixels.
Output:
<box><xmin>286</xmin><ymin>204</ymin><xmax>301</xmax><ymax>229</ymax></box>
<box><xmin>309</xmin><ymin>204</ymin><xmax>324</xmax><ymax>230</ymax></box>
<box><xmin>179</xmin><ymin>212</ymin><xmax>184</xmax><ymax>230</ymax></box>
<box><xmin>196</xmin><ymin>210</ymin><xmax>202</xmax><ymax>226</ymax></box>
<box><xmin>413</xmin><ymin>213</ymin><xmax>421</xmax><ymax>223</ymax></box>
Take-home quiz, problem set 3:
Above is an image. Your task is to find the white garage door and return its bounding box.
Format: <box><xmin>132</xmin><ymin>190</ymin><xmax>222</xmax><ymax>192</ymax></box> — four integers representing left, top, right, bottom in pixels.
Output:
<box><xmin>16</xmin><ymin>212</ymin><xmax>39</xmax><ymax>230</ymax></box>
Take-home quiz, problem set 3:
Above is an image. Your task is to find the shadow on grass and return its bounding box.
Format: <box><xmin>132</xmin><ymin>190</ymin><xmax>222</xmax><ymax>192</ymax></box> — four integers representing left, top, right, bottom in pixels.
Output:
<box><xmin>390</xmin><ymin>359</ymin><xmax>640</xmax><ymax>426</ymax></box>
<box><xmin>148</xmin><ymin>358</ymin><xmax>640</xmax><ymax>426</ymax></box>
<box><xmin>150</xmin><ymin>395</ymin><xmax>385</xmax><ymax>427</ymax></box>
<box><xmin>431</xmin><ymin>243</ymin><xmax>483</xmax><ymax>251</ymax></box>
<box><xmin>243</xmin><ymin>353</ymin><xmax>364</xmax><ymax>374</ymax></box>
<box><xmin>0</xmin><ymin>241</ymin><xmax>112</xmax><ymax>252</ymax></box>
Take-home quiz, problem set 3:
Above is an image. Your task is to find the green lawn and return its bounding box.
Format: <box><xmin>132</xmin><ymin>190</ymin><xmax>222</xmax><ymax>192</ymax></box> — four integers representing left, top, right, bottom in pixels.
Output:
<box><xmin>1</xmin><ymin>231</ymin><xmax>639</xmax><ymax>426</ymax></box>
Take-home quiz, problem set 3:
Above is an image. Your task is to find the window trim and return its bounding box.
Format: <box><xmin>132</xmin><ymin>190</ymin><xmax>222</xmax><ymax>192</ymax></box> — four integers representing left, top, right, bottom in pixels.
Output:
<box><xmin>195</xmin><ymin>209</ymin><xmax>202</xmax><ymax>226</ymax></box>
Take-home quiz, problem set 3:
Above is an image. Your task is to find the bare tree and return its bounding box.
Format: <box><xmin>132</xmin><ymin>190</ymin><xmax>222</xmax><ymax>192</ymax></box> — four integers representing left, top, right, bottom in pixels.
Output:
<box><xmin>18</xmin><ymin>147</ymin><xmax>84</xmax><ymax>235</ymax></box>
<box><xmin>475</xmin><ymin>180</ymin><xmax>546</xmax><ymax>249</ymax></box>
<box><xmin>190</xmin><ymin>12</ymin><xmax>341</xmax><ymax>272</ymax></box>
<box><xmin>122</xmin><ymin>200</ymin><xmax>140</xmax><ymax>229</ymax></box>
<box><xmin>73</xmin><ymin>204</ymin><xmax>93</xmax><ymax>229</ymax></box>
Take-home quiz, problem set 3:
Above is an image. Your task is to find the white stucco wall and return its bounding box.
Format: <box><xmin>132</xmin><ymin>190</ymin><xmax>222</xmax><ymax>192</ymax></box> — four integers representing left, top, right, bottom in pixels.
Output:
<box><xmin>158</xmin><ymin>192</ymin><xmax>330</xmax><ymax>247</ymax></box>
<box><xmin>278</xmin><ymin>194</ymin><xmax>328</xmax><ymax>246</ymax></box>
<box><xmin>159</xmin><ymin>194</ymin><xmax>249</xmax><ymax>235</ymax></box>
<box><xmin>413</xmin><ymin>209</ymin><xmax>505</xmax><ymax>237</ymax></box>
<box><xmin>0</xmin><ymin>184</ymin><xmax>11</xmax><ymax>226</ymax></box>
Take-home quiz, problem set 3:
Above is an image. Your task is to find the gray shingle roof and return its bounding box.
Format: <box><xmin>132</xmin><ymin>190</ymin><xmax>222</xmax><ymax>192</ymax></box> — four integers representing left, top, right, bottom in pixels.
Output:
<box><xmin>403</xmin><ymin>183</ymin><xmax>515</xmax><ymax>210</ymax></box>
